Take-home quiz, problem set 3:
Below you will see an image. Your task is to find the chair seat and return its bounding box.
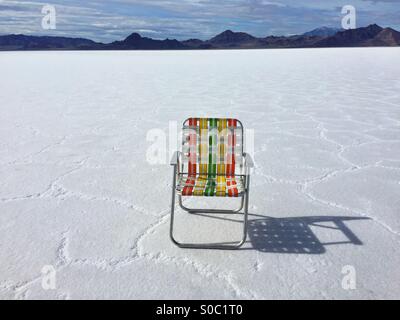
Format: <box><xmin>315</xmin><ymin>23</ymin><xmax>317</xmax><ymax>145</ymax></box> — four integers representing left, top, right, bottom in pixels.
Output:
<box><xmin>177</xmin><ymin>174</ymin><xmax>245</xmax><ymax>197</ymax></box>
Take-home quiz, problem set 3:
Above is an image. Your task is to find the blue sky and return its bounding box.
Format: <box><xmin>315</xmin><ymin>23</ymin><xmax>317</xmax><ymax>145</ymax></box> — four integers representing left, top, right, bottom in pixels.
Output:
<box><xmin>0</xmin><ymin>0</ymin><xmax>399</xmax><ymax>42</ymax></box>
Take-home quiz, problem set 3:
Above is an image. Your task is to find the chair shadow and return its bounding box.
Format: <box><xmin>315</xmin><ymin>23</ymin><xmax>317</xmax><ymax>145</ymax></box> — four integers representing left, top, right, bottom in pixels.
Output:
<box><xmin>192</xmin><ymin>213</ymin><xmax>369</xmax><ymax>254</ymax></box>
<box><xmin>246</xmin><ymin>215</ymin><xmax>367</xmax><ymax>254</ymax></box>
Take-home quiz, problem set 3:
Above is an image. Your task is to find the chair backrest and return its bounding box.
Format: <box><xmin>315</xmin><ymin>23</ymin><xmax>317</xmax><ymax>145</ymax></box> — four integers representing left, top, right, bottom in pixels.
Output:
<box><xmin>182</xmin><ymin>118</ymin><xmax>243</xmax><ymax>177</ymax></box>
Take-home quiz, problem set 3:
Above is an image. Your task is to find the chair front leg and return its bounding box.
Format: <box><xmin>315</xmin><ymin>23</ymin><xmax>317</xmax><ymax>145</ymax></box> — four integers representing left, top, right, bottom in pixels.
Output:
<box><xmin>169</xmin><ymin>164</ymin><xmax>180</xmax><ymax>247</ymax></box>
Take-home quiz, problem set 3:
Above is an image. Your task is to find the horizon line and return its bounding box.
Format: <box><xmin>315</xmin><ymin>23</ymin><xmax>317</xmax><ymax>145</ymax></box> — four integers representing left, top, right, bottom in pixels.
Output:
<box><xmin>0</xmin><ymin>23</ymin><xmax>397</xmax><ymax>44</ymax></box>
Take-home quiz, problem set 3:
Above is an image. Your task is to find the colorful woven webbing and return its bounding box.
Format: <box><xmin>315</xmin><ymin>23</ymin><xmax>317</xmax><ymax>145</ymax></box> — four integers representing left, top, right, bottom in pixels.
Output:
<box><xmin>205</xmin><ymin>119</ymin><xmax>217</xmax><ymax>196</ymax></box>
<box><xmin>216</xmin><ymin>119</ymin><xmax>227</xmax><ymax>197</ymax></box>
<box><xmin>182</xmin><ymin>118</ymin><xmax>197</xmax><ymax>196</ymax></box>
<box><xmin>227</xmin><ymin>119</ymin><xmax>238</xmax><ymax>197</ymax></box>
<box><xmin>178</xmin><ymin>175</ymin><xmax>244</xmax><ymax>197</ymax></box>
<box><xmin>180</xmin><ymin>118</ymin><xmax>242</xmax><ymax>197</ymax></box>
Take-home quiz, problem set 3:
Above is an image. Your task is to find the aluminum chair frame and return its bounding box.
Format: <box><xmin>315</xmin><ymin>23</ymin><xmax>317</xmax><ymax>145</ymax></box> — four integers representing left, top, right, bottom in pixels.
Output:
<box><xmin>170</xmin><ymin>118</ymin><xmax>254</xmax><ymax>250</ymax></box>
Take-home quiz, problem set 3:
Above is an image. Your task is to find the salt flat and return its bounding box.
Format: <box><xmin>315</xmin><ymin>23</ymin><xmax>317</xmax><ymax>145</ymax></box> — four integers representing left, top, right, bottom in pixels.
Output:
<box><xmin>0</xmin><ymin>48</ymin><xmax>399</xmax><ymax>299</ymax></box>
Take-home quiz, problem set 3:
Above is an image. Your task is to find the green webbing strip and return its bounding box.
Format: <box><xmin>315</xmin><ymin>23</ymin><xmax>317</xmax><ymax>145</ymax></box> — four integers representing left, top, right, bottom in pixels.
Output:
<box><xmin>205</xmin><ymin>118</ymin><xmax>217</xmax><ymax>196</ymax></box>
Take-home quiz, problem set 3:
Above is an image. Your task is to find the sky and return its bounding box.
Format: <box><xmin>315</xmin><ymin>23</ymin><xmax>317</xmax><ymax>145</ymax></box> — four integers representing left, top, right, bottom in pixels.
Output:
<box><xmin>0</xmin><ymin>0</ymin><xmax>399</xmax><ymax>42</ymax></box>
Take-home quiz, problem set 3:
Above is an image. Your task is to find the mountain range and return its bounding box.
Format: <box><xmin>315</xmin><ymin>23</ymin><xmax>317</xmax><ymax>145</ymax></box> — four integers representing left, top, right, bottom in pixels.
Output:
<box><xmin>0</xmin><ymin>24</ymin><xmax>399</xmax><ymax>51</ymax></box>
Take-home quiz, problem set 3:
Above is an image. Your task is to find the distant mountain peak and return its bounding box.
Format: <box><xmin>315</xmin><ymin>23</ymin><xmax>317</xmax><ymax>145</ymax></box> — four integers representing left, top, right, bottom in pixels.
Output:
<box><xmin>209</xmin><ymin>30</ymin><xmax>256</xmax><ymax>44</ymax></box>
<box><xmin>348</xmin><ymin>24</ymin><xmax>383</xmax><ymax>35</ymax></box>
<box><xmin>314</xmin><ymin>23</ymin><xmax>385</xmax><ymax>47</ymax></box>
<box><xmin>303</xmin><ymin>26</ymin><xmax>342</xmax><ymax>37</ymax></box>
<box><xmin>369</xmin><ymin>23</ymin><xmax>381</xmax><ymax>28</ymax></box>
<box><xmin>365</xmin><ymin>24</ymin><xmax>383</xmax><ymax>31</ymax></box>
<box><xmin>124</xmin><ymin>33</ymin><xmax>142</xmax><ymax>42</ymax></box>
<box><xmin>111</xmin><ymin>32</ymin><xmax>184</xmax><ymax>50</ymax></box>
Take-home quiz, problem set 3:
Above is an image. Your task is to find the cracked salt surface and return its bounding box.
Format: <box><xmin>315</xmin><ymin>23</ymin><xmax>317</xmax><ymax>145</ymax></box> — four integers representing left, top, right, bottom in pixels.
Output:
<box><xmin>0</xmin><ymin>48</ymin><xmax>400</xmax><ymax>299</ymax></box>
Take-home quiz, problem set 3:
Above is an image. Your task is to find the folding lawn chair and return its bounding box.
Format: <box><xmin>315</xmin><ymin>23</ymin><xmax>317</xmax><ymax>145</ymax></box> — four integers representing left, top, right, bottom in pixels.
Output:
<box><xmin>170</xmin><ymin>118</ymin><xmax>254</xmax><ymax>249</ymax></box>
